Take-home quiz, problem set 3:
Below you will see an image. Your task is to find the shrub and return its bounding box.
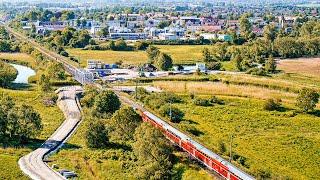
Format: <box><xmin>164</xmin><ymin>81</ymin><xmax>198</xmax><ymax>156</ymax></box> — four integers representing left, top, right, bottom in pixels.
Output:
<box><xmin>206</xmin><ymin>62</ymin><xmax>222</xmax><ymax>70</ymax></box>
<box><xmin>86</xmin><ymin>120</ymin><xmax>109</xmax><ymax>148</ymax></box>
<box><xmin>264</xmin><ymin>99</ymin><xmax>281</xmax><ymax>111</ymax></box>
<box><xmin>159</xmin><ymin>104</ymin><xmax>184</xmax><ymax>123</ymax></box>
<box><xmin>193</xmin><ymin>97</ymin><xmax>211</xmax><ymax>106</ymax></box>
<box><xmin>210</xmin><ymin>96</ymin><xmax>225</xmax><ymax>105</ymax></box>
<box><xmin>296</xmin><ymin>88</ymin><xmax>319</xmax><ymax>112</ymax></box>
<box><xmin>246</xmin><ymin>68</ymin><xmax>267</xmax><ymax>76</ymax></box>
<box><xmin>59</xmin><ymin>50</ymin><xmax>69</xmax><ymax>57</ymax></box>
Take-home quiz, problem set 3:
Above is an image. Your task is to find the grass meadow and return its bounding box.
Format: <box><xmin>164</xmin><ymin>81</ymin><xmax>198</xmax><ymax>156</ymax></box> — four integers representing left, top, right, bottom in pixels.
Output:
<box><xmin>167</xmin><ymin>95</ymin><xmax>320</xmax><ymax>179</ymax></box>
<box><xmin>0</xmin><ymin>53</ymin><xmax>36</xmax><ymax>67</ymax></box>
<box><xmin>66</xmin><ymin>45</ymin><xmax>212</xmax><ymax>67</ymax></box>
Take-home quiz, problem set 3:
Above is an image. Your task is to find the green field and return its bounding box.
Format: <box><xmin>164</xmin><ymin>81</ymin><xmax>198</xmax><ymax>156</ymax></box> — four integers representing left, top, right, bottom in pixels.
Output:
<box><xmin>0</xmin><ymin>53</ymin><xmax>36</xmax><ymax>67</ymax></box>
<box><xmin>66</xmin><ymin>45</ymin><xmax>211</xmax><ymax>67</ymax></box>
<box><xmin>141</xmin><ymin>65</ymin><xmax>320</xmax><ymax>179</ymax></box>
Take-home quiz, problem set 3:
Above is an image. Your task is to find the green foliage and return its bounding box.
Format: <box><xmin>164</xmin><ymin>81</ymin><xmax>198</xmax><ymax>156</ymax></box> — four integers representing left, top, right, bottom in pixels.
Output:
<box><xmin>81</xmin><ymin>85</ymin><xmax>99</xmax><ymax>108</ymax></box>
<box><xmin>202</xmin><ymin>47</ymin><xmax>213</xmax><ymax>62</ymax></box>
<box><xmin>0</xmin><ymin>93</ymin><xmax>42</xmax><ymax>144</ymax></box>
<box><xmin>263</xmin><ymin>24</ymin><xmax>277</xmax><ymax>42</ymax></box>
<box><xmin>265</xmin><ymin>55</ymin><xmax>277</xmax><ymax>73</ymax></box>
<box><xmin>159</xmin><ymin>104</ymin><xmax>184</xmax><ymax>123</ymax></box>
<box><xmin>134</xmin><ymin>41</ymin><xmax>149</xmax><ymax>50</ymax></box>
<box><xmin>110</xmin><ymin>106</ymin><xmax>142</xmax><ymax>141</ymax></box>
<box><xmin>157</xmin><ymin>21</ymin><xmax>171</xmax><ymax>29</ymax></box>
<box><xmin>146</xmin><ymin>46</ymin><xmax>160</xmax><ymax>63</ymax></box>
<box><xmin>296</xmin><ymin>88</ymin><xmax>319</xmax><ymax>112</ymax></box>
<box><xmin>239</xmin><ymin>13</ymin><xmax>252</xmax><ymax>40</ymax></box>
<box><xmin>246</xmin><ymin>67</ymin><xmax>267</xmax><ymax>76</ymax></box>
<box><xmin>133</xmin><ymin>123</ymin><xmax>173</xmax><ymax>179</ymax></box>
<box><xmin>86</xmin><ymin>120</ymin><xmax>109</xmax><ymax>148</ymax></box>
<box><xmin>264</xmin><ymin>99</ymin><xmax>282</xmax><ymax>111</ymax></box>
<box><xmin>47</xmin><ymin>62</ymin><xmax>66</xmax><ymax>80</ymax></box>
<box><xmin>274</xmin><ymin>37</ymin><xmax>303</xmax><ymax>58</ymax></box>
<box><xmin>155</xmin><ymin>52</ymin><xmax>173</xmax><ymax>71</ymax></box>
<box><xmin>93</xmin><ymin>90</ymin><xmax>121</xmax><ymax>117</ymax></box>
<box><xmin>97</xmin><ymin>27</ymin><xmax>109</xmax><ymax>38</ymax></box>
<box><xmin>38</xmin><ymin>74</ymin><xmax>51</xmax><ymax>92</ymax></box>
<box><xmin>193</xmin><ymin>97</ymin><xmax>211</xmax><ymax>107</ymax></box>
<box><xmin>0</xmin><ymin>62</ymin><xmax>17</xmax><ymax>87</ymax></box>
<box><xmin>206</xmin><ymin>62</ymin><xmax>221</xmax><ymax>70</ymax></box>
<box><xmin>217</xmin><ymin>140</ymin><xmax>227</xmax><ymax>154</ymax></box>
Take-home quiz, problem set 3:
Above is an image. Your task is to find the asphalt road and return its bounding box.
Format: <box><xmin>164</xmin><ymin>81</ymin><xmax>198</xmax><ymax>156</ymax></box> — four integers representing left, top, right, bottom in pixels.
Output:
<box><xmin>18</xmin><ymin>86</ymin><xmax>83</xmax><ymax>180</ymax></box>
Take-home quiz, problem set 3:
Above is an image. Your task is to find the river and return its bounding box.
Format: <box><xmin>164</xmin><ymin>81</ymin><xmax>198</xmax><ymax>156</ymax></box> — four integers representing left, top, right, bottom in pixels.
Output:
<box><xmin>9</xmin><ymin>63</ymin><xmax>36</xmax><ymax>84</ymax></box>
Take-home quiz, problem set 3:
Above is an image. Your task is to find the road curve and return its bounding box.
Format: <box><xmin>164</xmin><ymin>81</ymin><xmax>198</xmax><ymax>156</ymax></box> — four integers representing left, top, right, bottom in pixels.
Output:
<box><xmin>18</xmin><ymin>86</ymin><xmax>83</xmax><ymax>180</ymax></box>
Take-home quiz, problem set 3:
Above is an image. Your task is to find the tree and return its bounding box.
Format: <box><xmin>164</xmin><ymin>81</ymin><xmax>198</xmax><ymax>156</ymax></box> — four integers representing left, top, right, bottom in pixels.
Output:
<box><xmin>0</xmin><ymin>40</ymin><xmax>12</xmax><ymax>52</ymax></box>
<box><xmin>38</xmin><ymin>74</ymin><xmax>51</xmax><ymax>92</ymax></box>
<box><xmin>232</xmin><ymin>54</ymin><xmax>243</xmax><ymax>71</ymax></box>
<box><xmin>159</xmin><ymin>104</ymin><xmax>184</xmax><ymax>123</ymax></box>
<box><xmin>265</xmin><ymin>55</ymin><xmax>277</xmax><ymax>73</ymax></box>
<box><xmin>86</xmin><ymin>120</ymin><xmax>109</xmax><ymax>148</ymax></box>
<box><xmin>47</xmin><ymin>62</ymin><xmax>66</xmax><ymax>80</ymax></box>
<box><xmin>135</xmin><ymin>41</ymin><xmax>149</xmax><ymax>50</ymax></box>
<box><xmin>239</xmin><ymin>14</ymin><xmax>252</xmax><ymax>40</ymax></box>
<box><xmin>114</xmin><ymin>39</ymin><xmax>128</xmax><ymax>51</ymax></box>
<box><xmin>146</xmin><ymin>46</ymin><xmax>160</xmax><ymax>63</ymax></box>
<box><xmin>81</xmin><ymin>85</ymin><xmax>99</xmax><ymax>108</ymax></box>
<box><xmin>157</xmin><ymin>21</ymin><xmax>170</xmax><ymax>29</ymax></box>
<box><xmin>296</xmin><ymin>88</ymin><xmax>319</xmax><ymax>112</ymax></box>
<box><xmin>93</xmin><ymin>90</ymin><xmax>121</xmax><ymax>117</ymax></box>
<box><xmin>7</xmin><ymin>104</ymin><xmax>42</xmax><ymax>142</ymax></box>
<box><xmin>202</xmin><ymin>47</ymin><xmax>213</xmax><ymax>62</ymax></box>
<box><xmin>0</xmin><ymin>93</ymin><xmax>42</xmax><ymax>144</ymax></box>
<box><xmin>155</xmin><ymin>52</ymin><xmax>173</xmax><ymax>71</ymax></box>
<box><xmin>0</xmin><ymin>62</ymin><xmax>17</xmax><ymax>87</ymax></box>
<box><xmin>97</xmin><ymin>27</ymin><xmax>109</xmax><ymax>37</ymax></box>
<box><xmin>110</xmin><ymin>106</ymin><xmax>141</xmax><ymax>141</ymax></box>
<box><xmin>133</xmin><ymin>123</ymin><xmax>172</xmax><ymax>179</ymax></box>
<box><xmin>263</xmin><ymin>24</ymin><xmax>277</xmax><ymax>42</ymax></box>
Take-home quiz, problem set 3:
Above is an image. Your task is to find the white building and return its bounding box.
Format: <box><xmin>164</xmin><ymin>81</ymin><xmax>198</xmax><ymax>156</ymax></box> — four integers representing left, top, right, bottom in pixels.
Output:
<box><xmin>158</xmin><ymin>33</ymin><xmax>178</xmax><ymax>40</ymax></box>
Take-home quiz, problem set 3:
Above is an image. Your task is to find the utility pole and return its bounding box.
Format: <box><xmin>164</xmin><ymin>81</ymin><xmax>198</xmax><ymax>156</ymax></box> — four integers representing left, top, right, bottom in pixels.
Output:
<box><xmin>229</xmin><ymin>134</ymin><xmax>233</xmax><ymax>162</ymax></box>
<box><xmin>135</xmin><ymin>80</ymin><xmax>138</xmax><ymax>100</ymax></box>
<box><xmin>169</xmin><ymin>100</ymin><xmax>172</xmax><ymax>121</ymax></box>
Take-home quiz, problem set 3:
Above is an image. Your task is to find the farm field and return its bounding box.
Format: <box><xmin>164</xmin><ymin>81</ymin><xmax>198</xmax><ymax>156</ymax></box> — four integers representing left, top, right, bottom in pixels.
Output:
<box><xmin>66</xmin><ymin>45</ymin><xmax>211</xmax><ymax>67</ymax></box>
<box><xmin>278</xmin><ymin>57</ymin><xmax>320</xmax><ymax>78</ymax></box>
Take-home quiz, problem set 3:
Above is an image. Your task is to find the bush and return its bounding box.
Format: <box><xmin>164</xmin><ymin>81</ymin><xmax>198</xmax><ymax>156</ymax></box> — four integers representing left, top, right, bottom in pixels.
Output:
<box><xmin>0</xmin><ymin>62</ymin><xmax>18</xmax><ymax>87</ymax></box>
<box><xmin>246</xmin><ymin>68</ymin><xmax>267</xmax><ymax>76</ymax></box>
<box><xmin>210</xmin><ymin>96</ymin><xmax>225</xmax><ymax>105</ymax></box>
<box><xmin>264</xmin><ymin>99</ymin><xmax>281</xmax><ymax>111</ymax></box>
<box><xmin>193</xmin><ymin>97</ymin><xmax>211</xmax><ymax>106</ymax></box>
<box><xmin>28</xmin><ymin>75</ymin><xmax>38</xmax><ymax>84</ymax></box>
<box><xmin>59</xmin><ymin>50</ymin><xmax>69</xmax><ymax>57</ymax></box>
<box><xmin>86</xmin><ymin>120</ymin><xmax>109</xmax><ymax>148</ymax></box>
<box><xmin>296</xmin><ymin>88</ymin><xmax>319</xmax><ymax>112</ymax></box>
<box><xmin>206</xmin><ymin>62</ymin><xmax>222</xmax><ymax>70</ymax></box>
<box><xmin>159</xmin><ymin>104</ymin><xmax>184</xmax><ymax>123</ymax></box>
